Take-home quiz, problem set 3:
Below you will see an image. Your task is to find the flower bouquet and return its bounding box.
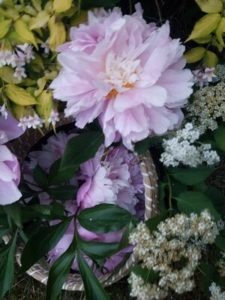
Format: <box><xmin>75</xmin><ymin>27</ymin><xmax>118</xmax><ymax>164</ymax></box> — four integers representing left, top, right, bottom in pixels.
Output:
<box><xmin>1</xmin><ymin>0</ymin><xmax>225</xmax><ymax>300</ymax></box>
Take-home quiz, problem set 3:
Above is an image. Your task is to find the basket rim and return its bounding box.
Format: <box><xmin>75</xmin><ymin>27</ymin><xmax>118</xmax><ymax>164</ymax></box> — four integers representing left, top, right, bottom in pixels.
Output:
<box><xmin>15</xmin><ymin>150</ymin><xmax>158</xmax><ymax>291</ymax></box>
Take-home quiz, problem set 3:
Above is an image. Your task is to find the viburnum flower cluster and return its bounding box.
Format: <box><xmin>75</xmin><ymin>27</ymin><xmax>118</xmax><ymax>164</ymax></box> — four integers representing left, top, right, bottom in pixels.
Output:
<box><xmin>0</xmin><ymin>44</ymin><xmax>34</xmax><ymax>81</ymax></box>
<box><xmin>188</xmin><ymin>82</ymin><xmax>225</xmax><ymax>133</ymax></box>
<box><xmin>129</xmin><ymin>211</ymin><xmax>220</xmax><ymax>300</ymax></box>
<box><xmin>209</xmin><ymin>282</ymin><xmax>225</xmax><ymax>300</ymax></box>
<box><xmin>51</xmin><ymin>4</ymin><xmax>193</xmax><ymax>149</ymax></box>
<box><xmin>160</xmin><ymin>123</ymin><xmax>220</xmax><ymax>167</ymax></box>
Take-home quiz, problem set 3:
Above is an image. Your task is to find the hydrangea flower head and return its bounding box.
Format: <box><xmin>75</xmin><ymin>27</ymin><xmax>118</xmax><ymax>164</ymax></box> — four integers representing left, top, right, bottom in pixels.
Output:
<box><xmin>51</xmin><ymin>4</ymin><xmax>193</xmax><ymax>149</ymax></box>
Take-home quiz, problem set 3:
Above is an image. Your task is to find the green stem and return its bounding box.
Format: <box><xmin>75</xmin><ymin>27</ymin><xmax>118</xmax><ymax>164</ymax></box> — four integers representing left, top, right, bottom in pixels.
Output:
<box><xmin>154</xmin><ymin>0</ymin><xmax>163</xmax><ymax>24</ymax></box>
<box><xmin>166</xmin><ymin>173</ymin><xmax>173</xmax><ymax>212</ymax></box>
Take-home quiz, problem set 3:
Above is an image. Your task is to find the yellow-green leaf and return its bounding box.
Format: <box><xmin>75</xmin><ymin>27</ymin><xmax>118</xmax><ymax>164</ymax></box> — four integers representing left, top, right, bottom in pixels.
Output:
<box><xmin>216</xmin><ymin>17</ymin><xmax>225</xmax><ymax>46</ymax></box>
<box><xmin>194</xmin><ymin>35</ymin><xmax>212</xmax><ymax>44</ymax></box>
<box><xmin>11</xmin><ymin>105</ymin><xmax>29</xmax><ymax>119</ymax></box>
<box><xmin>53</xmin><ymin>0</ymin><xmax>72</xmax><ymax>13</ymax></box>
<box><xmin>0</xmin><ymin>67</ymin><xmax>21</xmax><ymax>84</ymax></box>
<box><xmin>184</xmin><ymin>47</ymin><xmax>206</xmax><ymax>63</ymax></box>
<box><xmin>36</xmin><ymin>90</ymin><xmax>53</xmax><ymax>123</ymax></box>
<box><xmin>5</xmin><ymin>84</ymin><xmax>37</xmax><ymax>106</ymax></box>
<box><xmin>48</xmin><ymin>16</ymin><xmax>66</xmax><ymax>51</ymax></box>
<box><xmin>71</xmin><ymin>10</ymin><xmax>88</xmax><ymax>26</ymax></box>
<box><xmin>0</xmin><ymin>19</ymin><xmax>12</xmax><ymax>39</ymax></box>
<box><xmin>30</xmin><ymin>10</ymin><xmax>49</xmax><ymax>30</ymax></box>
<box><xmin>31</xmin><ymin>0</ymin><xmax>42</xmax><ymax>12</ymax></box>
<box><xmin>186</xmin><ymin>13</ymin><xmax>221</xmax><ymax>42</ymax></box>
<box><xmin>195</xmin><ymin>0</ymin><xmax>223</xmax><ymax>13</ymax></box>
<box><xmin>204</xmin><ymin>50</ymin><xmax>219</xmax><ymax>67</ymax></box>
<box><xmin>14</xmin><ymin>19</ymin><xmax>37</xmax><ymax>47</ymax></box>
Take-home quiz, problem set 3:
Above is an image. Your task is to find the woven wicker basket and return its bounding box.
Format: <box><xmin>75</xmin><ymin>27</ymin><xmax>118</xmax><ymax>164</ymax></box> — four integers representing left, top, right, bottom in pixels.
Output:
<box><xmin>9</xmin><ymin>126</ymin><xmax>158</xmax><ymax>291</ymax></box>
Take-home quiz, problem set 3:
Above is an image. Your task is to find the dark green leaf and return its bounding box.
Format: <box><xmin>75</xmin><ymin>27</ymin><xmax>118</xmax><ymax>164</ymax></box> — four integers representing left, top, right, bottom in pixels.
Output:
<box><xmin>0</xmin><ymin>232</ymin><xmax>17</xmax><ymax>299</ymax></box>
<box><xmin>3</xmin><ymin>203</ymin><xmax>22</xmax><ymax>227</ymax></box>
<box><xmin>46</xmin><ymin>239</ymin><xmax>76</xmax><ymax>300</ymax></box>
<box><xmin>132</xmin><ymin>265</ymin><xmax>159</xmax><ymax>283</ymax></box>
<box><xmin>214</xmin><ymin>125</ymin><xmax>225</xmax><ymax>151</ymax></box>
<box><xmin>134</xmin><ymin>138</ymin><xmax>151</xmax><ymax>154</ymax></box>
<box><xmin>176</xmin><ymin>191</ymin><xmax>221</xmax><ymax>220</ymax></box>
<box><xmin>78</xmin><ymin>204</ymin><xmax>137</xmax><ymax>233</ymax></box>
<box><xmin>0</xmin><ymin>227</ymin><xmax>10</xmax><ymax>239</ymax></box>
<box><xmin>199</xmin><ymin>262</ymin><xmax>220</xmax><ymax>296</ymax></box>
<box><xmin>33</xmin><ymin>165</ymin><xmax>48</xmax><ymax>188</ymax></box>
<box><xmin>48</xmin><ymin>159</ymin><xmax>75</xmax><ymax>184</ymax></box>
<box><xmin>77</xmin><ymin>251</ymin><xmax>110</xmax><ymax>300</ymax></box>
<box><xmin>60</xmin><ymin>131</ymin><xmax>104</xmax><ymax>176</ymax></box>
<box><xmin>215</xmin><ymin>235</ymin><xmax>225</xmax><ymax>251</ymax></box>
<box><xmin>47</xmin><ymin>185</ymin><xmax>76</xmax><ymax>201</ymax></box>
<box><xmin>145</xmin><ymin>211</ymin><xmax>168</xmax><ymax>231</ymax></box>
<box><xmin>169</xmin><ymin>166</ymin><xmax>215</xmax><ymax>185</ymax></box>
<box><xmin>21</xmin><ymin>218</ymin><xmax>71</xmax><ymax>271</ymax></box>
<box><xmin>78</xmin><ymin>236</ymin><xmax>119</xmax><ymax>260</ymax></box>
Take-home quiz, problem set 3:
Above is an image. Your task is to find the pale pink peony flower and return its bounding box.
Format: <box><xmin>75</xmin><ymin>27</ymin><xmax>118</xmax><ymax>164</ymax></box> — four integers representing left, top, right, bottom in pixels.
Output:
<box><xmin>0</xmin><ymin>114</ymin><xmax>23</xmax><ymax>205</ymax></box>
<box><xmin>51</xmin><ymin>5</ymin><xmax>193</xmax><ymax>149</ymax></box>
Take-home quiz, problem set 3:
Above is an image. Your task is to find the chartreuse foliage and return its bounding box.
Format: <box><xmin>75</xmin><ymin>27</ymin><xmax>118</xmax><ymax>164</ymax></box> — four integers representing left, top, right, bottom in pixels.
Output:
<box><xmin>185</xmin><ymin>0</ymin><xmax>225</xmax><ymax>67</ymax></box>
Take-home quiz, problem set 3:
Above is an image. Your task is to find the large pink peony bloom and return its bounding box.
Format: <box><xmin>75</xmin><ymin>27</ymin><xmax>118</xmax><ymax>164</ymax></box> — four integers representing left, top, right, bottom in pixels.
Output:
<box><xmin>51</xmin><ymin>5</ymin><xmax>193</xmax><ymax>149</ymax></box>
<box><xmin>0</xmin><ymin>114</ymin><xmax>23</xmax><ymax>205</ymax></box>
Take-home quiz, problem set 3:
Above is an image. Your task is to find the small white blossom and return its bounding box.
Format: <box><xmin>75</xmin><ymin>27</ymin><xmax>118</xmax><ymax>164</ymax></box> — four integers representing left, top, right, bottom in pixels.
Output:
<box><xmin>160</xmin><ymin>123</ymin><xmax>220</xmax><ymax>167</ymax></box>
<box><xmin>18</xmin><ymin>114</ymin><xmax>44</xmax><ymax>131</ymax></box>
<box><xmin>209</xmin><ymin>282</ymin><xmax>225</xmax><ymax>300</ymax></box>
<box><xmin>14</xmin><ymin>66</ymin><xmax>27</xmax><ymax>80</ymax></box>
<box><xmin>48</xmin><ymin>110</ymin><xmax>59</xmax><ymax>125</ymax></box>
<box><xmin>0</xmin><ymin>104</ymin><xmax>8</xmax><ymax>119</ymax></box>
<box><xmin>41</xmin><ymin>42</ymin><xmax>50</xmax><ymax>55</ymax></box>
<box><xmin>193</xmin><ymin>68</ymin><xmax>217</xmax><ymax>88</ymax></box>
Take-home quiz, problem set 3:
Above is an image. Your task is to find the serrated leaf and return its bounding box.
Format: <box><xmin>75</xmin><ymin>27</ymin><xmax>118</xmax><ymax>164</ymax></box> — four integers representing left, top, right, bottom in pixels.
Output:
<box><xmin>21</xmin><ymin>218</ymin><xmax>71</xmax><ymax>271</ymax></box>
<box><xmin>14</xmin><ymin>19</ymin><xmax>37</xmax><ymax>47</ymax></box>
<box><xmin>46</xmin><ymin>239</ymin><xmax>76</xmax><ymax>300</ymax></box>
<box><xmin>77</xmin><ymin>251</ymin><xmax>110</xmax><ymax>300</ymax></box>
<box><xmin>0</xmin><ymin>19</ymin><xmax>12</xmax><ymax>39</ymax></box>
<box><xmin>216</xmin><ymin>17</ymin><xmax>225</xmax><ymax>46</ymax></box>
<box><xmin>204</xmin><ymin>50</ymin><xmax>218</xmax><ymax>67</ymax></box>
<box><xmin>78</xmin><ymin>204</ymin><xmax>137</xmax><ymax>234</ymax></box>
<box><xmin>30</xmin><ymin>10</ymin><xmax>49</xmax><ymax>30</ymax></box>
<box><xmin>186</xmin><ymin>13</ymin><xmax>221</xmax><ymax>42</ymax></box>
<box><xmin>53</xmin><ymin>0</ymin><xmax>72</xmax><ymax>13</ymax></box>
<box><xmin>184</xmin><ymin>47</ymin><xmax>206</xmax><ymax>63</ymax></box>
<box><xmin>195</xmin><ymin>0</ymin><xmax>223</xmax><ymax>13</ymax></box>
<box><xmin>5</xmin><ymin>84</ymin><xmax>37</xmax><ymax>106</ymax></box>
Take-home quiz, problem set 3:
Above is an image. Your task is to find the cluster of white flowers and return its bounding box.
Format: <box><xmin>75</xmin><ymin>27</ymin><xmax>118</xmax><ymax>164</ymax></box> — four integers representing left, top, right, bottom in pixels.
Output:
<box><xmin>0</xmin><ymin>44</ymin><xmax>34</xmax><ymax>80</ymax></box>
<box><xmin>193</xmin><ymin>68</ymin><xmax>217</xmax><ymax>88</ymax></box>
<box><xmin>48</xmin><ymin>110</ymin><xmax>59</xmax><ymax>126</ymax></box>
<box><xmin>216</xmin><ymin>251</ymin><xmax>225</xmax><ymax>278</ymax></box>
<box><xmin>187</xmin><ymin>82</ymin><xmax>225</xmax><ymax>133</ymax></box>
<box><xmin>129</xmin><ymin>211</ymin><xmax>220</xmax><ymax>299</ymax></box>
<box><xmin>209</xmin><ymin>282</ymin><xmax>225</xmax><ymax>300</ymax></box>
<box><xmin>0</xmin><ymin>104</ymin><xmax>8</xmax><ymax>119</ymax></box>
<box><xmin>215</xmin><ymin>64</ymin><xmax>225</xmax><ymax>82</ymax></box>
<box><xmin>160</xmin><ymin>123</ymin><xmax>220</xmax><ymax>167</ymax></box>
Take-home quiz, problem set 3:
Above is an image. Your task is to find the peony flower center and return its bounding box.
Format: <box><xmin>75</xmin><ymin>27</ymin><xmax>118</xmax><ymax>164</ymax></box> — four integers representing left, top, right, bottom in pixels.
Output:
<box><xmin>104</xmin><ymin>53</ymin><xmax>140</xmax><ymax>99</ymax></box>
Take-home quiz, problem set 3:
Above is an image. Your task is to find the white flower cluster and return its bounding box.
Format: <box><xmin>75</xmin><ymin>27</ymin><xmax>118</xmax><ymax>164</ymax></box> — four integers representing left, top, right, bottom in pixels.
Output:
<box><xmin>0</xmin><ymin>104</ymin><xmax>8</xmax><ymax>119</ymax></box>
<box><xmin>0</xmin><ymin>44</ymin><xmax>34</xmax><ymax>81</ymax></box>
<box><xmin>18</xmin><ymin>110</ymin><xmax>59</xmax><ymax>131</ymax></box>
<box><xmin>193</xmin><ymin>68</ymin><xmax>217</xmax><ymax>88</ymax></box>
<box><xmin>216</xmin><ymin>251</ymin><xmax>225</xmax><ymax>278</ymax></box>
<box><xmin>188</xmin><ymin>82</ymin><xmax>225</xmax><ymax>133</ymax></box>
<box><xmin>129</xmin><ymin>211</ymin><xmax>220</xmax><ymax>299</ymax></box>
<box><xmin>215</xmin><ymin>64</ymin><xmax>225</xmax><ymax>82</ymax></box>
<box><xmin>160</xmin><ymin>123</ymin><xmax>220</xmax><ymax>167</ymax></box>
<box><xmin>209</xmin><ymin>282</ymin><xmax>225</xmax><ymax>300</ymax></box>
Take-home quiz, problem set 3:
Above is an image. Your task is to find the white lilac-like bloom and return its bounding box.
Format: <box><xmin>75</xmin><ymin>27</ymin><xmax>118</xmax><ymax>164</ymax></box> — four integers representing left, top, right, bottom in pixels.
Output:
<box><xmin>18</xmin><ymin>114</ymin><xmax>44</xmax><ymax>131</ymax></box>
<box><xmin>0</xmin><ymin>114</ymin><xmax>24</xmax><ymax>204</ymax></box>
<box><xmin>209</xmin><ymin>282</ymin><xmax>225</xmax><ymax>300</ymax></box>
<box><xmin>129</xmin><ymin>211</ymin><xmax>220</xmax><ymax>298</ymax></box>
<box><xmin>0</xmin><ymin>104</ymin><xmax>8</xmax><ymax>119</ymax></box>
<box><xmin>51</xmin><ymin>4</ymin><xmax>193</xmax><ymax>149</ymax></box>
<box><xmin>193</xmin><ymin>68</ymin><xmax>217</xmax><ymax>88</ymax></box>
<box><xmin>48</xmin><ymin>110</ymin><xmax>60</xmax><ymax>126</ymax></box>
<box><xmin>188</xmin><ymin>82</ymin><xmax>225</xmax><ymax>133</ymax></box>
<box><xmin>160</xmin><ymin>123</ymin><xmax>220</xmax><ymax>167</ymax></box>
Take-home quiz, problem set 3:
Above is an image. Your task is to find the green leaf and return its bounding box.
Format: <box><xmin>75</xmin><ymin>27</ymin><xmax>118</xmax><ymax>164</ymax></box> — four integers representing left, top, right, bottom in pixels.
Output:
<box><xmin>195</xmin><ymin>0</ymin><xmax>223</xmax><ymax>13</ymax></box>
<box><xmin>4</xmin><ymin>84</ymin><xmax>37</xmax><ymax>106</ymax></box>
<box><xmin>33</xmin><ymin>164</ymin><xmax>48</xmax><ymax>188</ymax></box>
<box><xmin>3</xmin><ymin>203</ymin><xmax>22</xmax><ymax>228</ymax></box>
<box><xmin>135</xmin><ymin>138</ymin><xmax>150</xmax><ymax>154</ymax></box>
<box><xmin>0</xmin><ymin>19</ymin><xmax>12</xmax><ymax>39</ymax></box>
<box><xmin>0</xmin><ymin>232</ymin><xmax>17</xmax><ymax>299</ymax></box>
<box><xmin>78</xmin><ymin>204</ymin><xmax>137</xmax><ymax>234</ymax></box>
<box><xmin>60</xmin><ymin>131</ymin><xmax>104</xmax><ymax>174</ymax></box>
<box><xmin>184</xmin><ymin>47</ymin><xmax>206</xmax><ymax>64</ymax></box>
<box><xmin>132</xmin><ymin>265</ymin><xmax>159</xmax><ymax>283</ymax></box>
<box><xmin>176</xmin><ymin>191</ymin><xmax>221</xmax><ymax>220</ymax></box>
<box><xmin>204</xmin><ymin>50</ymin><xmax>219</xmax><ymax>67</ymax></box>
<box><xmin>186</xmin><ymin>13</ymin><xmax>221</xmax><ymax>42</ymax></box>
<box><xmin>145</xmin><ymin>212</ymin><xmax>168</xmax><ymax>231</ymax></box>
<box><xmin>47</xmin><ymin>185</ymin><xmax>76</xmax><ymax>201</ymax></box>
<box><xmin>77</xmin><ymin>251</ymin><xmax>110</xmax><ymax>300</ymax></box>
<box><xmin>46</xmin><ymin>239</ymin><xmax>76</xmax><ymax>300</ymax></box>
<box><xmin>21</xmin><ymin>218</ymin><xmax>71</xmax><ymax>271</ymax></box>
<box><xmin>78</xmin><ymin>236</ymin><xmax>119</xmax><ymax>260</ymax></box>
<box><xmin>215</xmin><ymin>235</ymin><xmax>225</xmax><ymax>251</ymax></box>
<box><xmin>214</xmin><ymin>125</ymin><xmax>225</xmax><ymax>151</ymax></box>
<box><xmin>169</xmin><ymin>166</ymin><xmax>215</xmax><ymax>185</ymax></box>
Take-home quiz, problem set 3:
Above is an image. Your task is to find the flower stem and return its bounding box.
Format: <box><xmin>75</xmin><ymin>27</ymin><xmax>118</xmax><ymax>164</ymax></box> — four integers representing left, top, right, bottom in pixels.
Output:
<box><xmin>166</xmin><ymin>173</ymin><xmax>173</xmax><ymax>212</ymax></box>
<box><xmin>154</xmin><ymin>0</ymin><xmax>163</xmax><ymax>24</ymax></box>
